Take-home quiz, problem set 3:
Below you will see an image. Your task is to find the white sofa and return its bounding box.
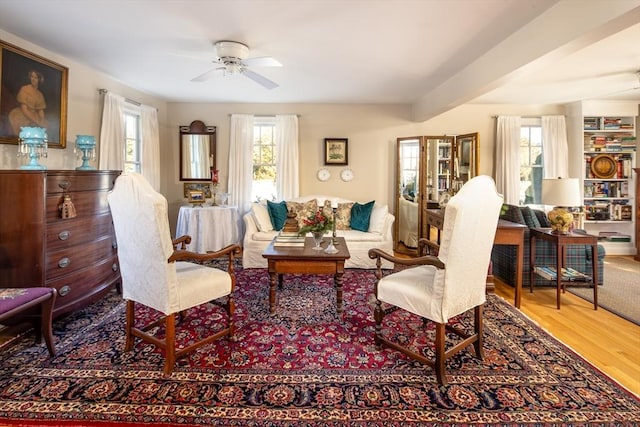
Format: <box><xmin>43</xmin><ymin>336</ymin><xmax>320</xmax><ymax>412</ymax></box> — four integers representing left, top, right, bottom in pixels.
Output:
<box><xmin>242</xmin><ymin>195</ymin><xmax>395</xmax><ymax>269</ymax></box>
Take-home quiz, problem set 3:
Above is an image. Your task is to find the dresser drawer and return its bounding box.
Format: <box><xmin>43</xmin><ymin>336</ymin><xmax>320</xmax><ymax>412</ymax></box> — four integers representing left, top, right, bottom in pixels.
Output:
<box><xmin>47</xmin><ymin>213</ymin><xmax>114</xmax><ymax>251</ymax></box>
<box><xmin>46</xmin><ymin>256</ymin><xmax>119</xmax><ymax>315</ymax></box>
<box><xmin>46</xmin><ymin>171</ymin><xmax>117</xmax><ymax>194</ymax></box>
<box><xmin>46</xmin><ymin>235</ymin><xmax>116</xmax><ymax>279</ymax></box>
<box><xmin>46</xmin><ymin>189</ymin><xmax>111</xmax><ymax>222</ymax></box>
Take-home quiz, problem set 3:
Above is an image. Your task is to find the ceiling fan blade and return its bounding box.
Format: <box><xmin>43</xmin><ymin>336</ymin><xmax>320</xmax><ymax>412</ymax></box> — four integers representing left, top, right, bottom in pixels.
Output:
<box><xmin>190</xmin><ymin>67</ymin><xmax>219</xmax><ymax>82</ymax></box>
<box><xmin>242</xmin><ymin>56</ymin><xmax>282</xmax><ymax>67</ymax></box>
<box><xmin>242</xmin><ymin>69</ymin><xmax>279</xmax><ymax>89</ymax></box>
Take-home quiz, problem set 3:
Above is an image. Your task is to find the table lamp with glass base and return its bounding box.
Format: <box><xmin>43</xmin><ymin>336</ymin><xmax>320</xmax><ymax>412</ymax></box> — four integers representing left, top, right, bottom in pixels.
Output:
<box><xmin>541</xmin><ymin>177</ymin><xmax>581</xmax><ymax>234</ymax></box>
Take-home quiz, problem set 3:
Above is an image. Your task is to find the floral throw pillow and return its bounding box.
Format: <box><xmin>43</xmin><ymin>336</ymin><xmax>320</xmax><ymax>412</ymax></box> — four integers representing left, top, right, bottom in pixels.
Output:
<box><xmin>286</xmin><ymin>199</ymin><xmax>318</xmax><ymax>229</ymax></box>
<box><xmin>322</xmin><ymin>200</ymin><xmax>353</xmax><ymax>230</ymax></box>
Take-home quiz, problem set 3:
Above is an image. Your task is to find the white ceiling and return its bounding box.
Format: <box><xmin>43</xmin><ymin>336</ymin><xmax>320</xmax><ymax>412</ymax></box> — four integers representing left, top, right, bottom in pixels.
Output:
<box><xmin>0</xmin><ymin>0</ymin><xmax>639</xmax><ymax>121</ymax></box>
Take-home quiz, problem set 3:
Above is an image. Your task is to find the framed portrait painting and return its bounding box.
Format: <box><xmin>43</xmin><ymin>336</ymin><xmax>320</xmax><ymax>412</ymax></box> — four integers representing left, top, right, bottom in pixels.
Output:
<box><xmin>324</xmin><ymin>138</ymin><xmax>348</xmax><ymax>165</ymax></box>
<box><xmin>0</xmin><ymin>40</ymin><xmax>68</xmax><ymax>148</ymax></box>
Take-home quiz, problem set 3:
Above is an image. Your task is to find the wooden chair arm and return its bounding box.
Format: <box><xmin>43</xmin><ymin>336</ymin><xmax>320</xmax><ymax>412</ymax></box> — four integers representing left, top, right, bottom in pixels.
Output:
<box><xmin>168</xmin><ymin>244</ymin><xmax>242</xmax><ymax>272</ymax></box>
<box><xmin>368</xmin><ymin>248</ymin><xmax>445</xmax><ymax>269</ymax></box>
<box><xmin>172</xmin><ymin>235</ymin><xmax>192</xmax><ymax>250</ymax></box>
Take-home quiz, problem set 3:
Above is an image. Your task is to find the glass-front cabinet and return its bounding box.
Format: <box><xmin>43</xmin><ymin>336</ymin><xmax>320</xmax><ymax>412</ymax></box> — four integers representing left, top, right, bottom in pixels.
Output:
<box><xmin>395</xmin><ymin>133</ymin><xmax>479</xmax><ymax>255</ymax></box>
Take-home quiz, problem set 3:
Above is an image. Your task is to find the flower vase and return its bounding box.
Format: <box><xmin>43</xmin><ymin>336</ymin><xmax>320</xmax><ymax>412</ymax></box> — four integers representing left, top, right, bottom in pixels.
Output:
<box><xmin>312</xmin><ymin>231</ymin><xmax>324</xmax><ymax>250</ymax></box>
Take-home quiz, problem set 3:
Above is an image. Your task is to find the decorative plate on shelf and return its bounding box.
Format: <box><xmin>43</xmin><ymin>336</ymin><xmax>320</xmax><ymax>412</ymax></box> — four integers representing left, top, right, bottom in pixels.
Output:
<box><xmin>590</xmin><ymin>154</ymin><xmax>617</xmax><ymax>179</ymax></box>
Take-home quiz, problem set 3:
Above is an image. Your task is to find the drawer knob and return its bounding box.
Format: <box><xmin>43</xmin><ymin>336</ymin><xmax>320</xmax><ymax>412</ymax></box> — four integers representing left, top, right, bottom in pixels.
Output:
<box><xmin>58</xmin><ymin>285</ymin><xmax>71</xmax><ymax>296</ymax></box>
<box><xmin>112</xmin><ymin>241</ymin><xmax>118</xmax><ymax>249</ymax></box>
<box><xmin>112</xmin><ymin>263</ymin><xmax>119</xmax><ymax>272</ymax></box>
<box><xmin>58</xmin><ymin>257</ymin><xmax>71</xmax><ymax>268</ymax></box>
<box><xmin>58</xmin><ymin>230</ymin><xmax>70</xmax><ymax>240</ymax></box>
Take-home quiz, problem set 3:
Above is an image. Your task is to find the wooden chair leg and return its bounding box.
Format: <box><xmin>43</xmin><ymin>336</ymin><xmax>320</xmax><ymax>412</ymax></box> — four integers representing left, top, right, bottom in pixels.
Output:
<box><xmin>373</xmin><ymin>299</ymin><xmax>384</xmax><ymax>348</ymax></box>
<box><xmin>40</xmin><ymin>290</ymin><xmax>56</xmax><ymax>357</ymax></box>
<box><xmin>434</xmin><ymin>323</ymin><xmax>447</xmax><ymax>386</ymax></box>
<box><xmin>125</xmin><ymin>300</ymin><xmax>135</xmax><ymax>352</ymax></box>
<box><xmin>163</xmin><ymin>313</ymin><xmax>176</xmax><ymax>374</ymax></box>
<box><xmin>473</xmin><ymin>305</ymin><xmax>484</xmax><ymax>360</ymax></box>
<box><xmin>228</xmin><ymin>294</ymin><xmax>236</xmax><ymax>337</ymax></box>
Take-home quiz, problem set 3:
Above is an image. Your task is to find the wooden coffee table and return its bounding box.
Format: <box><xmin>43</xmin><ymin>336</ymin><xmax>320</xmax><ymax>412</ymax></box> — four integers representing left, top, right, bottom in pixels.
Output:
<box><xmin>262</xmin><ymin>237</ymin><xmax>350</xmax><ymax>315</ymax></box>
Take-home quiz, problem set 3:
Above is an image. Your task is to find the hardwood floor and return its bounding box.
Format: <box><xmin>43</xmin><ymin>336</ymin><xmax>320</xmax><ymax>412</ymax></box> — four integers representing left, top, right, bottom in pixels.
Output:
<box><xmin>494</xmin><ymin>274</ymin><xmax>640</xmax><ymax>396</ymax></box>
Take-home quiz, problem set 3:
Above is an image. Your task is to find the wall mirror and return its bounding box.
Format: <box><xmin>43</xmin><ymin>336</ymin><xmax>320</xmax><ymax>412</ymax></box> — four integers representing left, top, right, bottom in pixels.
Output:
<box><xmin>453</xmin><ymin>132</ymin><xmax>479</xmax><ymax>184</ymax></box>
<box><xmin>179</xmin><ymin>120</ymin><xmax>216</xmax><ymax>181</ymax></box>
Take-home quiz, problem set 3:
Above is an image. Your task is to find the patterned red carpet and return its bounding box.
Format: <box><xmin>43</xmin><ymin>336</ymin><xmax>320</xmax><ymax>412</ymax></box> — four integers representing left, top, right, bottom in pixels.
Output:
<box><xmin>0</xmin><ymin>266</ymin><xmax>638</xmax><ymax>426</ymax></box>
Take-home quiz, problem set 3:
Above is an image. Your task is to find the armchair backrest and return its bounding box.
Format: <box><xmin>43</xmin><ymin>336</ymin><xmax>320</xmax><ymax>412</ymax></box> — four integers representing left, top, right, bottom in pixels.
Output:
<box><xmin>107</xmin><ymin>173</ymin><xmax>179</xmax><ymax>314</ymax></box>
<box><xmin>436</xmin><ymin>175</ymin><xmax>503</xmax><ymax>320</ymax></box>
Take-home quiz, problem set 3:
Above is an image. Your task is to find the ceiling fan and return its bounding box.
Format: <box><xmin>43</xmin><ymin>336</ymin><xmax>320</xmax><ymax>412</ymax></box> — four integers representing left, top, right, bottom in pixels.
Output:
<box><xmin>191</xmin><ymin>40</ymin><xmax>282</xmax><ymax>89</ymax></box>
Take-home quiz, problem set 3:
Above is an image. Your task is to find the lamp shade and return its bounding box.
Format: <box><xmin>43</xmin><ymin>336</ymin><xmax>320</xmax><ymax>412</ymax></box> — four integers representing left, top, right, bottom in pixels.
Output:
<box><xmin>541</xmin><ymin>178</ymin><xmax>581</xmax><ymax>207</ymax></box>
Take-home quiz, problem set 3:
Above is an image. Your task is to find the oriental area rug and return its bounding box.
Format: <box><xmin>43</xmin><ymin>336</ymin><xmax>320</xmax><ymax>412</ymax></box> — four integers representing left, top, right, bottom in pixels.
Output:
<box><xmin>0</xmin><ymin>265</ymin><xmax>639</xmax><ymax>426</ymax></box>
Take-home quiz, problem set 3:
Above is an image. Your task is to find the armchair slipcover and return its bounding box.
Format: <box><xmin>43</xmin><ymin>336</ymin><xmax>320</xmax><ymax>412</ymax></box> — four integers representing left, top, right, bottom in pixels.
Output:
<box><xmin>369</xmin><ymin>176</ymin><xmax>503</xmax><ymax>385</ymax></box>
<box><xmin>107</xmin><ymin>173</ymin><xmax>241</xmax><ymax>374</ymax></box>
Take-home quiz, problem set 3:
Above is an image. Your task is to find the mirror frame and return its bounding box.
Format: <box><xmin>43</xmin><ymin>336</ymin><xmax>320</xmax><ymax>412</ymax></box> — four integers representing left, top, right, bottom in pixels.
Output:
<box><xmin>452</xmin><ymin>132</ymin><xmax>479</xmax><ymax>184</ymax></box>
<box><xmin>179</xmin><ymin>120</ymin><xmax>216</xmax><ymax>182</ymax></box>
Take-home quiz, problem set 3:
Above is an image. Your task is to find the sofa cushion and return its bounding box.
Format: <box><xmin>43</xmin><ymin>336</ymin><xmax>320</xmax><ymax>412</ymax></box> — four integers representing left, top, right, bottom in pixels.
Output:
<box><xmin>287</xmin><ymin>199</ymin><xmax>318</xmax><ymax>228</ymax></box>
<box><xmin>251</xmin><ymin>202</ymin><xmax>273</xmax><ymax>232</ymax></box>
<box><xmin>520</xmin><ymin>206</ymin><xmax>541</xmax><ymax>228</ymax></box>
<box><xmin>534</xmin><ymin>209</ymin><xmax>552</xmax><ymax>227</ymax></box>
<box><xmin>322</xmin><ymin>200</ymin><xmax>353</xmax><ymax>230</ymax></box>
<box><xmin>351</xmin><ymin>200</ymin><xmax>374</xmax><ymax>232</ymax></box>
<box><xmin>267</xmin><ymin>200</ymin><xmax>288</xmax><ymax>231</ymax></box>
<box><xmin>369</xmin><ymin>204</ymin><xmax>388</xmax><ymax>233</ymax></box>
<box><xmin>501</xmin><ymin>204</ymin><xmax>526</xmax><ymax>225</ymax></box>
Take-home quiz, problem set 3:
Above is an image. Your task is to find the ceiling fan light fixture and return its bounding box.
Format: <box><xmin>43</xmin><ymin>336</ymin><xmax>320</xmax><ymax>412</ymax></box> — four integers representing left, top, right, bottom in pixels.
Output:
<box><xmin>214</xmin><ymin>40</ymin><xmax>249</xmax><ymax>61</ymax></box>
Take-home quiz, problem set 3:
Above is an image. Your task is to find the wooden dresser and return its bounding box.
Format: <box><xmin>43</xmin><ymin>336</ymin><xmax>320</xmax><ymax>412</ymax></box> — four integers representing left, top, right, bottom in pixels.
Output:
<box><xmin>0</xmin><ymin>170</ymin><xmax>121</xmax><ymax>318</ymax></box>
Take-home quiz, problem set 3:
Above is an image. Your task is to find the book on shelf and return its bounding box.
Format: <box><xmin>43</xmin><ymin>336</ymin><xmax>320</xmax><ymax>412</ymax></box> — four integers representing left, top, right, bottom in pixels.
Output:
<box><xmin>534</xmin><ymin>266</ymin><xmax>590</xmax><ymax>282</ymax></box>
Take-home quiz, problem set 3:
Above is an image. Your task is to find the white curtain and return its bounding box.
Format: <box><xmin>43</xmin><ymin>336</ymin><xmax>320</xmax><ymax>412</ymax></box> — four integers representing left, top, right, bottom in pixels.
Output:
<box><xmin>228</xmin><ymin>114</ymin><xmax>254</xmax><ymax>218</ymax></box>
<box><xmin>542</xmin><ymin>115</ymin><xmax>569</xmax><ymax>179</ymax></box>
<box><xmin>495</xmin><ymin>116</ymin><xmax>521</xmax><ymax>204</ymax></box>
<box><xmin>98</xmin><ymin>92</ymin><xmax>125</xmax><ymax>170</ymax></box>
<box><xmin>275</xmin><ymin>114</ymin><xmax>299</xmax><ymax>200</ymax></box>
<box><xmin>140</xmin><ymin>105</ymin><xmax>160</xmax><ymax>190</ymax></box>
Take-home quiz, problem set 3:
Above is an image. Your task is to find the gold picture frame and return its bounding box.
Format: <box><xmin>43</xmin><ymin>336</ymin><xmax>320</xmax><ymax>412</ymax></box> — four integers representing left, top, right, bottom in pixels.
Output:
<box><xmin>187</xmin><ymin>190</ymin><xmax>205</xmax><ymax>205</ymax></box>
<box><xmin>183</xmin><ymin>183</ymin><xmax>212</xmax><ymax>198</ymax></box>
<box><xmin>0</xmin><ymin>40</ymin><xmax>68</xmax><ymax>148</ymax></box>
<box><xmin>324</xmin><ymin>138</ymin><xmax>348</xmax><ymax>165</ymax></box>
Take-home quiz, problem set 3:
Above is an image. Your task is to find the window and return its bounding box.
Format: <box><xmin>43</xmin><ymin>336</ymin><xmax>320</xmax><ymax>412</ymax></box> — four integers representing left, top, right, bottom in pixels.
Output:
<box><xmin>520</xmin><ymin>119</ymin><xmax>543</xmax><ymax>205</ymax></box>
<box><xmin>251</xmin><ymin>117</ymin><xmax>277</xmax><ymax>201</ymax></box>
<box><xmin>123</xmin><ymin>109</ymin><xmax>141</xmax><ymax>173</ymax></box>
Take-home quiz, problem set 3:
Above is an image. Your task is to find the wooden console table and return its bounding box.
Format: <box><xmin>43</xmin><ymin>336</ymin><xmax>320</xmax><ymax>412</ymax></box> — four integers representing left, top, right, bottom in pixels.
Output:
<box><xmin>425</xmin><ymin>209</ymin><xmax>526</xmax><ymax>308</ymax></box>
<box><xmin>530</xmin><ymin>228</ymin><xmax>598</xmax><ymax>310</ymax></box>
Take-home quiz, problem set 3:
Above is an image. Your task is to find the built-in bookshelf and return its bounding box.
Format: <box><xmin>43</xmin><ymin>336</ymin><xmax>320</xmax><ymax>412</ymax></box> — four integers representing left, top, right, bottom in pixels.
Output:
<box><xmin>582</xmin><ymin>115</ymin><xmax>636</xmax><ymax>250</ymax></box>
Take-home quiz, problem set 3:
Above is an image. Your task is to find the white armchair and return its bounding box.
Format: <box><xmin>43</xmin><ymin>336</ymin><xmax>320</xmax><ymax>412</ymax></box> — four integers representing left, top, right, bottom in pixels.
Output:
<box><xmin>368</xmin><ymin>176</ymin><xmax>503</xmax><ymax>385</ymax></box>
<box><xmin>107</xmin><ymin>173</ymin><xmax>241</xmax><ymax>374</ymax></box>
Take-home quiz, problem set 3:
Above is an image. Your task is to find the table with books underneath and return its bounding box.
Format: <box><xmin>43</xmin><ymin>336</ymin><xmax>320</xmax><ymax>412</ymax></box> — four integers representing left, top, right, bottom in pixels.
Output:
<box><xmin>529</xmin><ymin>228</ymin><xmax>598</xmax><ymax>310</ymax></box>
<box><xmin>263</xmin><ymin>231</ymin><xmax>350</xmax><ymax>316</ymax></box>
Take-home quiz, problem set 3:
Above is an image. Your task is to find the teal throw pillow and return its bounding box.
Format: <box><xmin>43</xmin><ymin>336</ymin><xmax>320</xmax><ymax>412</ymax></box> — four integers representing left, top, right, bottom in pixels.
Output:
<box><xmin>350</xmin><ymin>200</ymin><xmax>375</xmax><ymax>232</ymax></box>
<box><xmin>267</xmin><ymin>200</ymin><xmax>288</xmax><ymax>231</ymax></box>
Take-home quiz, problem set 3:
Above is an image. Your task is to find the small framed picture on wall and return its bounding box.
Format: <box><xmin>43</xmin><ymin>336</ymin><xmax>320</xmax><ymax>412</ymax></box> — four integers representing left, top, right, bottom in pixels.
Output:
<box><xmin>324</xmin><ymin>138</ymin><xmax>348</xmax><ymax>165</ymax></box>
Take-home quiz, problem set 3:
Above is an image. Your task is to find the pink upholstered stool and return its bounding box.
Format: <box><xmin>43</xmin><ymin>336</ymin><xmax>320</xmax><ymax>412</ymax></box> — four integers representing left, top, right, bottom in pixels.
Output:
<box><xmin>0</xmin><ymin>288</ymin><xmax>56</xmax><ymax>356</ymax></box>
